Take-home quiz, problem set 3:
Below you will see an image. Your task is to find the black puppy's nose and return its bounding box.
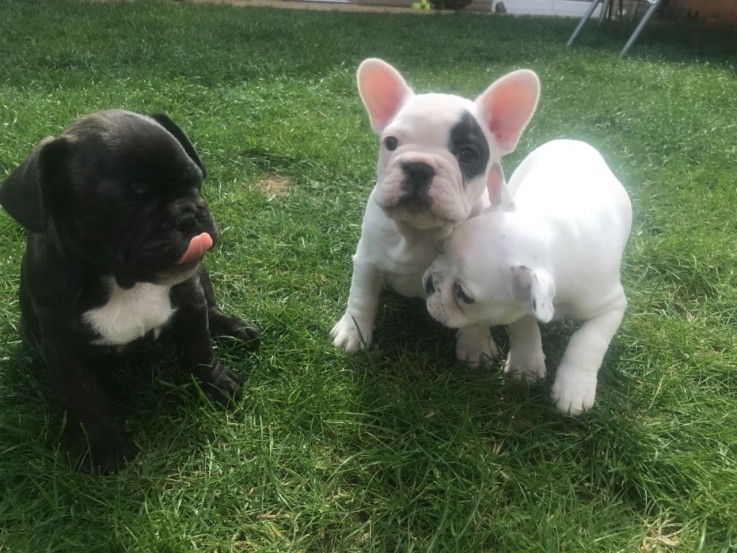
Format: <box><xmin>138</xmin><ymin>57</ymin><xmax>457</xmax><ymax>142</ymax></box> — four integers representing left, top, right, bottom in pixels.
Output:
<box><xmin>402</xmin><ymin>161</ymin><xmax>435</xmax><ymax>190</ymax></box>
<box><xmin>176</xmin><ymin>209</ymin><xmax>196</xmax><ymax>231</ymax></box>
<box><xmin>172</xmin><ymin>202</ymin><xmax>199</xmax><ymax>231</ymax></box>
<box><xmin>424</xmin><ymin>274</ymin><xmax>436</xmax><ymax>295</ymax></box>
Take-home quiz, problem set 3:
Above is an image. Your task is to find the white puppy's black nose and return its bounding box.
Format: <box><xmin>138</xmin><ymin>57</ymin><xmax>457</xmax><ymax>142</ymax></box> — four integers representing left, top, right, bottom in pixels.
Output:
<box><xmin>402</xmin><ymin>161</ymin><xmax>434</xmax><ymax>190</ymax></box>
<box><xmin>424</xmin><ymin>274</ymin><xmax>436</xmax><ymax>295</ymax></box>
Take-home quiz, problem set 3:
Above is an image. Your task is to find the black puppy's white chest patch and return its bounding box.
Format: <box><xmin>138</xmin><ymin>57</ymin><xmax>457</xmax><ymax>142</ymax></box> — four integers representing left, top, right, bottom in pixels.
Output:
<box><xmin>83</xmin><ymin>278</ymin><xmax>175</xmax><ymax>346</ymax></box>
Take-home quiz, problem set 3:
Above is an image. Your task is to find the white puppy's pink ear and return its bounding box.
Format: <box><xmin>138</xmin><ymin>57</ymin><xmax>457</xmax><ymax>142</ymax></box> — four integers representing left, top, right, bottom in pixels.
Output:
<box><xmin>475</xmin><ymin>70</ymin><xmax>540</xmax><ymax>156</ymax></box>
<box><xmin>487</xmin><ymin>162</ymin><xmax>515</xmax><ymax>211</ymax></box>
<box><xmin>357</xmin><ymin>58</ymin><xmax>414</xmax><ymax>135</ymax></box>
<box><xmin>511</xmin><ymin>265</ymin><xmax>555</xmax><ymax>322</ymax></box>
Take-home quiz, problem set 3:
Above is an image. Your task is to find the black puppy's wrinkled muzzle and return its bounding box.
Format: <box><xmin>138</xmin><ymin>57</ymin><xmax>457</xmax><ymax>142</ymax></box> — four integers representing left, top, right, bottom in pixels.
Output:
<box><xmin>127</xmin><ymin>193</ymin><xmax>218</xmax><ymax>283</ymax></box>
<box><xmin>168</xmin><ymin>196</ymin><xmax>211</xmax><ymax>233</ymax></box>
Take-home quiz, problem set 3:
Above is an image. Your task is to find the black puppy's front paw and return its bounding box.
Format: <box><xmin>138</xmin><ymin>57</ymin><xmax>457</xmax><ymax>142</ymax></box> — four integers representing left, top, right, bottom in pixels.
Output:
<box><xmin>199</xmin><ymin>362</ymin><xmax>244</xmax><ymax>408</ymax></box>
<box><xmin>208</xmin><ymin>310</ymin><xmax>261</xmax><ymax>352</ymax></box>
<box><xmin>231</xmin><ymin>318</ymin><xmax>261</xmax><ymax>350</ymax></box>
<box><xmin>67</xmin><ymin>423</ymin><xmax>138</xmax><ymax>474</ymax></box>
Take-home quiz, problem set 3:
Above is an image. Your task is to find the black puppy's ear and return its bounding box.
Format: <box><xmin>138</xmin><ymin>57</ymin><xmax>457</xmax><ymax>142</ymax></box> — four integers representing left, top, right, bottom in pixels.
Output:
<box><xmin>0</xmin><ymin>137</ymin><xmax>69</xmax><ymax>233</ymax></box>
<box><xmin>148</xmin><ymin>113</ymin><xmax>207</xmax><ymax>180</ymax></box>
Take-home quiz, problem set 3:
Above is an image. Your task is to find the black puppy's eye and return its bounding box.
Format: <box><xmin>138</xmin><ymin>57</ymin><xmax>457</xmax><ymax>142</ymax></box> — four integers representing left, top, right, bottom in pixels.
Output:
<box><xmin>384</xmin><ymin>136</ymin><xmax>399</xmax><ymax>151</ymax></box>
<box><xmin>130</xmin><ymin>181</ymin><xmax>151</xmax><ymax>195</ymax></box>
<box><xmin>457</xmin><ymin>146</ymin><xmax>479</xmax><ymax>165</ymax></box>
<box><xmin>454</xmin><ymin>281</ymin><xmax>474</xmax><ymax>304</ymax></box>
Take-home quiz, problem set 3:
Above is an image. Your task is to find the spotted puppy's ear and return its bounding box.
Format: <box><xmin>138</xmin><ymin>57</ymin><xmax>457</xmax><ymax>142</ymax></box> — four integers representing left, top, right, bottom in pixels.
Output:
<box><xmin>511</xmin><ymin>265</ymin><xmax>555</xmax><ymax>323</ymax></box>
<box><xmin>0</xmin><ymin>136</ymin><xmax>71</xmax><ymax>233</ymax></box>
<box><xmin>148</xmin><ymin>113</ymin><xmax>207</xmax><ymax>180</ymax></box>
<box><xmin>357</xmin><ymin>58</ymin><xmax>414</xmax><ymax>135</ymax></box>
<box><xmin>475</xmin><ymin>69</ymin><xmax>540</xmax><ymax>157</ymax></box>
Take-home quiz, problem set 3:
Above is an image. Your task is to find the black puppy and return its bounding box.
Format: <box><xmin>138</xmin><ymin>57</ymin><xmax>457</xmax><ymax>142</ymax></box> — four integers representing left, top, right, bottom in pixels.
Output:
<box><xmin>0</xmin><ymin>109</ymin><xmax>259</xmax><ymax>472</ymax></box>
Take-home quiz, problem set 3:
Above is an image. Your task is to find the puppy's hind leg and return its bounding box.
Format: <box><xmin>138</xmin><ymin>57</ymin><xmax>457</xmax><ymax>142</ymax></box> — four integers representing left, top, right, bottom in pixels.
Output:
<box><xmin>198</xmin><ymin>266</ymin><xmax>260</xmax><ymax>351</ymax></box>
<box><xmin>552</xmin><ymin>295</ymin><xmax>626</xmax><ymax>415</ymax></box>
<box><xmin>43</xmin><ymin>338</ymin><xmax>137</xmax><ymax>473</ymax></box>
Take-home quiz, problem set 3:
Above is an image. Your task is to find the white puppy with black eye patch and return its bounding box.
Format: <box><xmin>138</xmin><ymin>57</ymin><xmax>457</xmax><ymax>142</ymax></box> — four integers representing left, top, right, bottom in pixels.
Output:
<box><xmin>331</xmin><ymin>58</ymin><xmax>539</xmax><ymax>362</ymax></box>
<box><xmin>424</xmin><ymin>140</ymin><xmax>632</xmax><ymax>414</ymax></box>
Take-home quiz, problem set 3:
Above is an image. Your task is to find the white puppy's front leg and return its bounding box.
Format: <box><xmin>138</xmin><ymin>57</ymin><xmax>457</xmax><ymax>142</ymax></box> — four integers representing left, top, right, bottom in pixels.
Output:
<box><xmin>331</xmin><ymin>260</ymin><xmax>384</xmax><ymax>353</ymax></box>
<box><xmin>552</xmin><ymin>304</ymin><xmax>625</xmax><ymax>415</ymax></box>
<box><xmin>456</xmin><ymin>325</ymin><xmax>499</xmax><ymax>366</ymax></box>
<box><xmin>504</xmin><ymin>315</ymin><xmax>546</xmax><ymax>380</ymax></box>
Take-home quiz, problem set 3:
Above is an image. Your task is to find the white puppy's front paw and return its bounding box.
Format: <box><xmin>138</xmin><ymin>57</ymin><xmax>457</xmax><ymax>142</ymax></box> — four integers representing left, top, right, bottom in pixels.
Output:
<box><xmin>331</xmin><ymin>313</ymin><xmax>373</xmax><ymax>353</ymax></box>
<box><xmin>503</xmin><ymin>349</ymin><xmax>546</xmax><ymax>381</ymax></box>
<box><xmin>455</xmin><ymin>328</ymin><xmax>499</xmax><ymax>367</ymax></box>
<box><xmin>551</xmin><ymin>370</ymin><xmax>597</xmax><ymax>415</ymax></box>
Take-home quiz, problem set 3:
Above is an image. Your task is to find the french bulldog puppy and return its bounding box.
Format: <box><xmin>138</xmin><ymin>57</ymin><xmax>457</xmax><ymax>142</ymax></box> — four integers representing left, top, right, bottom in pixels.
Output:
<box><xmin>331</xmin><ymin>58</ymin><xmax>539</xmax><ymax>362</ymax></box>
<box><xmin>0</xmin><ymin>109</ymin><xmax>259</xmax><ymax>472</ymax></box>
<box><xmin>424</xmin><ymin>140</ymin><xmax>632</xmax><ymax>414</ymax></box>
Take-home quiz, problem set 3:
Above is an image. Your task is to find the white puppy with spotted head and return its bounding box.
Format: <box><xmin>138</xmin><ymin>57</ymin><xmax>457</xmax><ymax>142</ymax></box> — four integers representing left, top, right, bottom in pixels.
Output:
<box><xmin>424</xmin><ymin>140</ymin><xmax>632</xmax><ymax>414</ymax></box>
<box><xmin>331</xmin><ymin>58</ymin><xmax>539</xmax><ymax>361</ymax></box>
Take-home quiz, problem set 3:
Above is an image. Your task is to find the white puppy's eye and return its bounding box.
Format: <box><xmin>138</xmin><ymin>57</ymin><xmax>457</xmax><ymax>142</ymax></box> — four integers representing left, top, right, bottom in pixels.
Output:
<box><xmin>454</xmin><ymin>281</ymin><xmax>474</xmax><ymax>304</ymax></box>
<box><xmin>457</xmin><ymin>146</ymin><xmax>479</xmax><ymax>166</ymax></box>
<box><xmin>384</xmin><ymin>136</ymin><xmax>399</xmax><ymax>151</ymax></box>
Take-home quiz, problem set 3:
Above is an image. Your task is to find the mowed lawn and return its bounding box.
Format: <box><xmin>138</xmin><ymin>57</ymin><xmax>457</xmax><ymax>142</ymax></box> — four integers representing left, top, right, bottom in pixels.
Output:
<box><xmin>1</xmin><ymin>0</ymin><xmax>736</xmax><ymax>551</ymax></box>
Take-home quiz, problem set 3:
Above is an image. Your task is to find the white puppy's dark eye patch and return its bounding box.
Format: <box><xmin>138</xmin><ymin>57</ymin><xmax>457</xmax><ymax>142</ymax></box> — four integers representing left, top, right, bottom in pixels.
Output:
<box><xmin>384</xmin><ymin>136</ymin><xmax>399</xmax><ymax>151</ymax></box>
<box><xmin>449</xmin><ymin>111</ymin><xmax>489</xmax><ymax>182</ymax></box>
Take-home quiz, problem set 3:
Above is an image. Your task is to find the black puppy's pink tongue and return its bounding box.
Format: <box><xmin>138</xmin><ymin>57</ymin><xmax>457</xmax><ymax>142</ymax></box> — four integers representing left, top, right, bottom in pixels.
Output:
<box><xmin>176</xmin><ymin>232</ymin><xmax>213</xmax><ymax>265</ymax></box>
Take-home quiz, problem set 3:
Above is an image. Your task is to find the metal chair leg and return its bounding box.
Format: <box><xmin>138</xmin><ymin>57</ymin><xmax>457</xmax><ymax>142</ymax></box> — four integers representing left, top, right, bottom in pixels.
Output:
<box><xmin>567</xmin><ymin>0</ymin><xmax>605</xmax><ymax>46</ymax></box>
<box><xmin>619</xmin><ymin>0</ymin><xmax>662</xmax><ymax>57</ymax></box>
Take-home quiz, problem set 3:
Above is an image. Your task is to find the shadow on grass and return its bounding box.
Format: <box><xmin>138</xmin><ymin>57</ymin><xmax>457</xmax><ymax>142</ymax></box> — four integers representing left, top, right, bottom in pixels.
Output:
<box><xmin>564</xmin><ymin>18</ymin><xmax>737</xmax><ymax>65</ymax></box>
<box><xmin>0</xmin><ymin>331</ymin><xmax>260</xmax><ymax>473</ymax></box>
<box><xmin>335</xmin><ymin>292</ymin><xmax>654</xmax><ymax>549</ymax></box>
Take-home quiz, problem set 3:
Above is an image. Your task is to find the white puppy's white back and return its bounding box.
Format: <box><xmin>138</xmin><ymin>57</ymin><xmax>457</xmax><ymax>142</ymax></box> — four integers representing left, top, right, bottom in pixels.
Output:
<box><xmin>507</xmin><ymin>139</ymin><xmax>632</xmax><ymax>320</ymax></box>
<box><xmin>424</xmin><ymin>139</ymin><xmax>632</xmax><ymax>414</ymax></box>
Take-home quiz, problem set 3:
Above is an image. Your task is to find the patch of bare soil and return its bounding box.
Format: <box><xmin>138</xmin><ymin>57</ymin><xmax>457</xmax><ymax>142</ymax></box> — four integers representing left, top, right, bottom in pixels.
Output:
<box><xmin>254</xmin><ymin>172</ymin><xmax>292</xmax><ymax>197</ymax></box>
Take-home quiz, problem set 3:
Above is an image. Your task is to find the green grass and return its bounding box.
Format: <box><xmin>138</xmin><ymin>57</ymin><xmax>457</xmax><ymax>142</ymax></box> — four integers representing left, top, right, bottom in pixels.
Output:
<box><xmin>1</xmin><ymin>0</ymin><xmax>736</xmax><ymax>550</ymax></box>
